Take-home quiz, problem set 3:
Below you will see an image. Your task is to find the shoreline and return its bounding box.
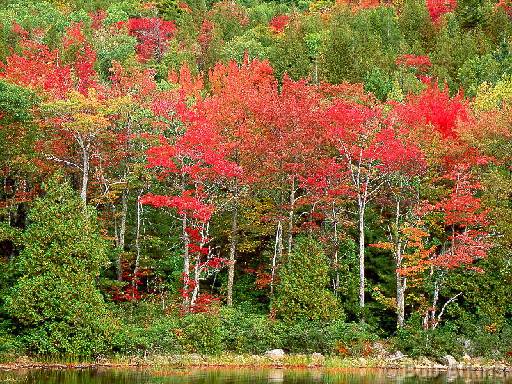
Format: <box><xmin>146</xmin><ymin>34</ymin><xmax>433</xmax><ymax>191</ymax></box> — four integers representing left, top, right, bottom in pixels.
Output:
<box><xmin>0</xmin><ymin>354</ymin><xmax>511</xmax><ymax>373</ymax></box>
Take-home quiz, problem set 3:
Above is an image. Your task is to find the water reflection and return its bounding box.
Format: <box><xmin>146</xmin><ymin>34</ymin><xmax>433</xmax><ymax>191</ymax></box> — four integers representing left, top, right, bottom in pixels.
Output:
<box><xmin>0</xmin><ymin>368</ymin><xmax>510</xmax><ymax>384</ymax></box>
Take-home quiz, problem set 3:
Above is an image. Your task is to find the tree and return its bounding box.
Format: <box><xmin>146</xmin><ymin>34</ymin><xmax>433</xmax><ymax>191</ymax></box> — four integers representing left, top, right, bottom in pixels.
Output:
<box><xmin>368</xmin><ymin>125</ymin><xmax>427</xmax><ymax>328</ymax></box>
<box><xmin>0</xmin><ymin>80</ymin><xmax>37</xmax><ymax>230</ymax></box>
<box><xmin>141</xmin><ymin>82</ymin><xmax>240</xmax><ymax>312</ymax></box>
<box><xmin>123</xmin><ymin>17</ymin><xmax>177</xmax><ymax>62</ymax></box>
<box><xmin>4</xmin><ymin>174</ymin><xmax>113</xmax><ymax>355</ymax></box>
<box><xmin>426</xmin><ymin>0</ymin><xmax>458</xmax><ymax>24</ymax></box>
<box><xmin>325</xmin><ymin>99</ymin><xmax>385</xmax><ymax>313</ymax></box>
<box><xmin>272</xmin><ymin>236</ymin><xmax>342</xmax><ymax>322</ymax></box>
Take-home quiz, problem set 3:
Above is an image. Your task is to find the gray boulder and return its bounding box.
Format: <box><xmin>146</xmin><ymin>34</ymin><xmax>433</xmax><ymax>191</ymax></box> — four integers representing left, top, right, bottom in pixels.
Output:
<box><xmin>265</xmin><ymin>349</ymin><xmax>285</xmax><ymax>359</ymax></box>
<box><xmin>389</xmin><ymin>350</ymin><xmax>405</xmax><ymax>361</ymax></box>
<box><xmin>440</xmin><ymin>354</ymin><xmax>458</xmax><ymax>367</ymax></box>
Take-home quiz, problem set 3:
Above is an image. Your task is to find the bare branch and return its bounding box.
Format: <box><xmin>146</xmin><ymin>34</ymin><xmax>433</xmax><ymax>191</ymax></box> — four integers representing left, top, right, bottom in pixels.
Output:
<box><xmin>45</xmin><ymin>155</ymin><xmax>82</xmax><ymax>170</ymax></box>
<box><xmin>437</xmin><ymin>292</ymin><xmax>462</xmax><ymax>326</ymax></box>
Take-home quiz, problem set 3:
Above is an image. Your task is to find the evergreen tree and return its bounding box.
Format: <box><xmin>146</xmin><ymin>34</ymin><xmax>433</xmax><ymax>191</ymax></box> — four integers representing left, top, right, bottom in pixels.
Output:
<box><xmin>4</xmin><ymin>174</ymin><xmax>114</xmax><ymax>356</ymax></box>
<box><xmin>272</xmin><ymin>236</ymin><xmax>342</xmax><ymax>322</ymax></box>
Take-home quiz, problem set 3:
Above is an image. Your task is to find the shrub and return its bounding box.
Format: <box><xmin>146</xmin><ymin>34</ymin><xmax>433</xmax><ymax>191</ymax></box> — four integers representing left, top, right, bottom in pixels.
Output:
<box><xmin>3</xmin><ymin>175</ymin><xmax>114</xmax><ymax>356</ymax></box>
<box><xmin>219</xmin><ymin>308</ymin><xmax>280</xmax><ymax>354</ymax></box>
<box><xmin>272</xmin><ymin>236</ymin><xmax>342</xmax><ymax>322</ymax></box>
<box><xmin>393</xmin><ymin>314</ymin><xmax>463</xmax><ymax>358</ymax></box>
<box><xmin>179</xmin><ymin>313</ymin><xmax>223</xmax><ymax>355</ymax></box>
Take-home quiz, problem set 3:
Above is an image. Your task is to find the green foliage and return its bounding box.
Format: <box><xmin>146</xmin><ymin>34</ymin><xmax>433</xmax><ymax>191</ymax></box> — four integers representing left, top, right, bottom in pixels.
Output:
<box><xmin>221</xmin><ymin>26</ymin><xmax>272</xmax><ymax>62</ymax></box>
<box><xmin>179</xmin><ymin>313</ymin><xmax>223</xmax><ymax>355</ymax></box>
<box><xmin>397</xmin><ymin>0</ymin><xmax>435</xmax><ymax>51</ymax></box>
<box><xmin>112</xmin><ymin>304</ymin><xmax>182</xmax><ymax>355</ymax></box>
<box><xmin>457</xmin><ymin>54</ymin><xmax>502</xmax><ymax>97</ymax></box>
<box><xmin>94</xmin><ymin>33</ymin><xmax>137</xmax><ymax>80</ymax></box>
<box><xmin>394</xmin><ymin>314</ymin><xmax>463</xmax><ymax>358</ymax></box>
<box><xmin>0</xmin><ymin>81</ymin><xmax>35</xmax><ymax>124</ymax></box>
<box><xmin>395</xmin><ymin>313</ymin><xmax>512</xmax><ymax>359</ymax></box>
<box><xmin>108</xmin><ymin>304</ymin><xmax>377</xmax><ymax>356</ymax></box>
<box><xmin>364</xmin><ymin>68</ymin><xmax>393</xmax><ymax>101</ymax></box>
<box><xmin>474</xmin><ymin>75</ymin><xmax>512</xmax><ymax>111</ymax></box>
<box><xmin>218</xmin><ymin>308</ymin><xmax>376</xmax><ymax>355</ymax></box>
<box><xmin>156</xmin><ymin>0</ymin><xmax>186</xmax><ymax>21</ymax></box>
<box><xmin>0</xmin><ymin>81</ymin><xmax>37</xmax><ymax>174</ymax></box>
<box><xmin>0</xmin><ymin>1</ymin><xmax>68</xmax><ymax>51</ymax></box>
<box><xmin>320</xmin><ymin>6</ymin><xmax>401</xmax><ymax>84</ymax></box>
<box><xmin>431</xmin><ymin>16</ymin><xmax>491</xmax><ymax>91</ymax></box>
<box><xmin>3</xmin><ymin>174</ymin><xmax>114</xmax><ymax>356</ymax></box>
<box><xmin>0</xmin><ymin>320</ymin><xmax>22</xmax><ymax>356</ymax></box>
<box><xmin>272</xmin><ymin>236</ymin><xmax>342</xmax><ymax>322</ymax></box>
<box><xmin>455</xmin><ymin>0</ymin><xmax>493</xmax><ymax>30</ymax></box>
<box><xmin>267</xmin><ymin>18</ymin><xmax>312</xmax><ymax>80</ymax></box>
<box><xmin>219</xmin><ymin>308</ymin><xmax>279</xmax><ymax>354</ymax></box>
<box><xmin>456</xmin><ymin>317</ymin><xmax>512</xmax><ymax>359</ymax></box>
<box><xmin>104</xmin><ymin>2</ymin><xmax>133</xmax><ymax>25</ymax></box>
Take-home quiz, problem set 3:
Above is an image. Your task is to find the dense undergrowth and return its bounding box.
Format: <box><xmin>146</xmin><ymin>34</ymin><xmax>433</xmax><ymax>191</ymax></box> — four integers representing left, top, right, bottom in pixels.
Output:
<box><xmin>0</xmin><ymin>0</ymin><xmax>511</xmax><ymax>361</ymax></box>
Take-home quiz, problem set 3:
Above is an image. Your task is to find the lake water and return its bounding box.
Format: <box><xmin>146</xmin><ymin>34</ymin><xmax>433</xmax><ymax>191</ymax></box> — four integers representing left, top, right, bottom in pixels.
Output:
<box><xmin>0</xmin><ymin>368</ymin><xmax>510</xmax><ymax>384</ymax></box>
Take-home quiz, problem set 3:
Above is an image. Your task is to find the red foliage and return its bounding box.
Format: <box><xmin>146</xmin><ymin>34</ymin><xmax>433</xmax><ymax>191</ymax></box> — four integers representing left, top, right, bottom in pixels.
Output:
<box><xmin>371</xmin><ymin>128</ymin><xmax>427</xmax><ymax>176</ymax></box>
<box><xmin>11</xmin><ymin>22</ymin><xmax>29</xmax><ymax>38</ymax></box>
<box><xmin>209</xmin><ymin>0</ymin><xmax>249</xmax><ymax>27</ymax></box>
<box><xmin>392</xmin><ymin>81</ymin><xmax>468</xmax><ymax>138</ymax></box>
<box><xmin>269</xmin><ymin>15</ymin><xmax>290</xmax><ymax>33</ymax></box>
<box><xmin>190</xmin><ymin>293</ymin><xmax>221</xmax><ymax>314</ymax></box>
<box><xmin>426</xmin><ymin>0</ymin><xmax>457</xmax><ymax>23</ymax></box>
<box><xmin>1</xmin><ymin>40</ymin><xmax>72</xmax><ymax>98</ymax></box>
<box><xmin>111</xmin><ymin>269</ymin><xmax>147</xmax><ymax>302</ymax></box>
<box><xmin>140</xmin><ymin>192</ymin><xmax>215</xmax><ymax>222</ymax></box>
<box><xmin>124</xmin><ymin>18</ymin><xmax>177</xmax><ymax>61</ymax></box>
<box><xmin>168</xmin><ymin>64</ymin><xmax>204</xmax><ymax>99</ymax></box>
<box><xmin>1</xmin><ymin>23</ymin><xmax>99</xmax><ymax>97</ymax></box>
<box><xmin>496</xmin><ymin>0</ymin><xmax>512</xmax><ymax>18</ymax></box>
<box><xmin>90</xmin><ymin>10</ymin><xmax>107</xmax><ymax>29</ymax></box>
<box><xmin>396</xmin><ymin>54</ymin><xmax>432</xmax><ymax>72</ymax></box>
<box><xmin>413</xmin><ymin>165</ymin><xmax>490</xmax><ymax>272</ymax></box>
<box><xmin>198</xmin><ymin>19</ymin><xmax>215</xmax><ymax>53</ymax></box>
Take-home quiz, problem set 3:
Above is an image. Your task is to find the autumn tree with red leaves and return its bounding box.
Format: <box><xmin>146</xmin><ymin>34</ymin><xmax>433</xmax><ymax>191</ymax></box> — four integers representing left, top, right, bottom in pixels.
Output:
<box><xmin>141</xmin><ymin>84</ymin><xmax>241</xmax><ymax>312</ymax></box>
<box><xmin>123</xmin><ymin>18</ymin><xmax>177</xmax><ymax>62</ymax></box>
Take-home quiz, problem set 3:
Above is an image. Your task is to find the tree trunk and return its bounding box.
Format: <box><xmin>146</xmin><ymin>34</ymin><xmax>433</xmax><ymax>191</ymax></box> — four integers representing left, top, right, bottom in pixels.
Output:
<box><xmin>287</xmin><ymin>177</ymin><xmax>295</xmax><ymax>255</ymax></box>
<box><xmin>270</xmin><ymin>220</ymin><xmax>283</xmax><ymax>295</ymax></box>
<box><xmin>358</xmin><ymin>205</ymin><xmax>365</xmax><ymax>310</ymax></box>
<box><xmin>394</xmin><ymin>194</ymin><xmax>405</xmax><ymax>329</ymax></box>
<box><xmin>182</xmin><ymin>213</ymin><xmax>191</xmax><ymax>312</ymax></box>
<box><xmin>80</xmin><ymin>142</ymin><xmax>89</xmax><ymax>204</ymax></box>
<box><xmin>396</xmin><ymin>273</ymin><xmax>406</xmax><ymax>328</ymax></box>
<box><xmin>423</xmin><ymin>278</ymin><xmax>439</xmax><ymax>330</ymax></box>
<box><xmin>133</xmin><ymin>189</ymin><xmax>144</xmax><ymax>290</ymax></box>
<box><xmin>191</xmin><ymin>253</ymin><xmax>201</xmax><ymax>308</ymax></box>
<box><xmin>332</xmin><ymin>203</ymin><xmax>340</xmax><ymax>296</ymax></box>
<box><xmin>226</xmin><ymin>202</ymin><xmax>238</xmax><ymax>307</ymax></box>
<box><xmin>117</xmin><ymin>188</ymin><xmax>128</xmax><ymax>281</ymax></box>
<box><xmin>190</xmin><ymin>222</ymin><xmax>209</xmax><ymax>309</ymax></box>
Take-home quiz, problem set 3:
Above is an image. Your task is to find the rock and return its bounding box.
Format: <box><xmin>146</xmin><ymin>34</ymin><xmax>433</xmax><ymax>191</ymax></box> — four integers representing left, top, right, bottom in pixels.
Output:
<box><xmin>265</xmin><ymin>349</ymin><xmax>285</xmax><ymax>359</ymax></box>
<box><xmin>439</xmin><ymin>355</ymin><xmax>458</xmax><ymax>367</ymax></box>
<box><xmin>416</xmin><ymin>356</ymin><xmax>435</xmax><ymax>367</ymax></box>
<box><xmin>462</xmin><ymin>353</ymin><xmax>471</xmax><ymax>362</ymax></box>
<box><xmin>309</xmin><ymin>353</ymin><xmax>325</xmax><ymax>367</ymax></box>
<box><xmin>372</xmin><ymin>342</ymin><xmax>389</xmax><ymax>358</ymax></box>
<box><xmin>311</xmin><ymin>352</ymin><xmax>324</xmax><ymax>361</ymax></box>
<box><xmin>389</xmin><ymin>350</ymin><xmax>405</xmax><ymax>361</ymax></box>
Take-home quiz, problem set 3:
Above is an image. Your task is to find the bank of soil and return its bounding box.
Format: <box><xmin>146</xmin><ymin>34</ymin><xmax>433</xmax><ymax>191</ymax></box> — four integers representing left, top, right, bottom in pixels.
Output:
<box><xmin>0</xmin><ymin>354</ymin><xmax>511</xmax><ymax>373</ymax></box>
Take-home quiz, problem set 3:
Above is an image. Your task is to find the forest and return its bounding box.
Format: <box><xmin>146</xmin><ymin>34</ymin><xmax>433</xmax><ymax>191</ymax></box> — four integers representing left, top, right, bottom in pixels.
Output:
<box><xmin>0</xmin><ymin>0</ymin><xmax>511</xmax><ymax>361</ymax></box>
